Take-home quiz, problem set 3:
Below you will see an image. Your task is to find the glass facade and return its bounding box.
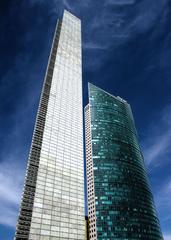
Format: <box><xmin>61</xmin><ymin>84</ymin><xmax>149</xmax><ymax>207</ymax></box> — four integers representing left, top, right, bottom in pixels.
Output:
<box><xmin>15</xmin><ymin>10</ymin><xmax>85</xmax><ymax>240</ymax></box>
<box><xmin>85</xmin><ymin>83</ymin><xmax>163</xmax><ymax>240</ymax></box>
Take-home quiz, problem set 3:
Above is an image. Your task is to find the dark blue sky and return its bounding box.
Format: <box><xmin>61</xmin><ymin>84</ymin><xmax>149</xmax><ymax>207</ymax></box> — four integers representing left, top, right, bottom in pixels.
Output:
<box><xmin>0</xmin><ymin>0</ymin><xmax>171</xmax><ymax>239</ymax></box>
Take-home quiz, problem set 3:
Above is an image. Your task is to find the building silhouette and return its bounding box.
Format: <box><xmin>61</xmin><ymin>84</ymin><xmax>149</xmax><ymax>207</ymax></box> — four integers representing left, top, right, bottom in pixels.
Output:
<box><xmin>85</xmin><ymin>83</ymin><xmax>163</xmax><ymax>240</ymax></box>
<box><xmin>15</xmin><ymin>10</ymin><xmax>85</xmax><ymax>240</ymax></box>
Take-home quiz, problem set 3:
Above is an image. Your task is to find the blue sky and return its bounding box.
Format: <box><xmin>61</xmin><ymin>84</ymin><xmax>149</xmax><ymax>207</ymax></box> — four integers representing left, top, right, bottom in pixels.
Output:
<box><xmin>0</xmin><ymin>0</ymin><xmax>171</xmax><ymax>239</ymax></box>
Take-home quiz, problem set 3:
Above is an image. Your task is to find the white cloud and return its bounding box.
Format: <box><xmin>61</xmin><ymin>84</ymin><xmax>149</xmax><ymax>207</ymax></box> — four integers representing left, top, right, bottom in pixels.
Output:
<box><xmin>0</xmin><ymin>161</ymin><xmax>24</xmax><ymax>227</ymax></box>
<box><xmin>165</xmin><ymin>180</ymin><xmax>171</xmax><ymax>193</ymax></box>
<box><xmin>163</xmin><ymin>233</ymin><xmax>171</xmax><ymax>240</ymax></box>
<box><xmin>0</xmin><ymin>10</ymin><xmax>46</xmax><ymax>228</ymax></box>
<box><xmin>142</xmin><ymin>105</ymin><xmax>171</xmax><ymax>166</ymax></box>
<box><xmin>0</xmin><ymin>204</ymin><xmax>18</xmax><ymax>227</ymax></box>
<box><xmin>142</xmin><ymin>105</ymin><xmax>171</xmax><ymax>240</ymax></box>
<box><xmin>62</xmin><ymin>0</ymin><xmax>90</xmax><ymax>8</ymax></box>
<box><xmin>151</xmin><ymin>179</ymin><xmax>171</xmax><ymax>239</ymax></box>
<box><xmin>28</xmin><ymin>0</ymin><xmax>169</xmax><ymax>71</ymax></box>
<box><xmin>105</xmin><ymin>0</ymin><xmax>135</xmax><ymax>6</ymax></box>
<box><xmin>160</xmin><ymin>179</ymin><xmax>171</xmax><ymax>206</ymax></box>
<box><xmin>62</xmin><ymin>0</ymin><xmax>71</xmax><ymax>9</ymax></box>
<box><xmin>153</xmin><ymin>178</ymin><xmax>171</xmax><ymax>234</ymax></box>
<box><xmin>83</xmin><ymin>41</ymin><xmax>108</xmax><ymax>50</ymax></box>
<box><xmin>88</xmin><ymin>0</ymin><xmax>168</xmax><ymax>48</ymax></box>
<box><xmin>143</xmin><ymin>131</ymin><xmax>171</xmax><ymax>165</ymax></box>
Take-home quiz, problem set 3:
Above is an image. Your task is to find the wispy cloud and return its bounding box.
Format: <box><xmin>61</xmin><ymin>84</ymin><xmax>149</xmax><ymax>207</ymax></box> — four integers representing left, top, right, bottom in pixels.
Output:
<box><xmin>0</xmin><ymin>0</ymin><xmax>59</xmax><ymax>230</ymax></box>
<box><xmin>129</xmin><ymin>0</ymin><xmax>168</xmax><ymax>34</ymax></box>
<box><xmin>83</xmin><ymin>42</ymin><xmax>108</xmax><ymax>50</ymax></box>
<box><xmin>29</xmin><ymin>0</ymin><xmax>169</xmax><ymax>74</ymax></box>
<box><xmin>143</xmin><ymin>131</ymin><xmax>171</xmax><ymax>166</ymax></box>
<box><xmin>0</xmin><ymin>45</ymin><xmax>41</xmax><ymax>229</ymax></box>
<box><xmin>142</xmin><ymin>105</ymin><xmax>171</xmax><ymax>166</ymax></box>
<box><xmin>163</xmin><ymin>234</ymin><xmax>171</xmax><ymax>240</ymax></box>
<box><xmin>0</xmin><ymin>161</ymin><xmax>24</xmax><ymax>227</ymax></box>
<box><xmin>81</xmin><ymin>0</ymin><xmax>169</xmax><ymax>75</ymax></box>
<box><xmin>105</xmin><ymin>0</ymin><xmax>136</xmax><ymax>6</ymax></box>
<box><xmin>62</xmin><ymin>0</ymin><xmax>90</xmax><ymax>8</ymax></box>
<box><xmin>141</xmin><ymin>105</ymin><xmax>171</xmax><ymax>237</ymax></box>
<box><xmin>156</xmin><ymin>179</ymin><xmax>171</xmax><ymax>208</ymax></box>
<box><xmin>152</xmin><ymin>177</ymin><xmax>171</xmax><ymax>238</ymax></box>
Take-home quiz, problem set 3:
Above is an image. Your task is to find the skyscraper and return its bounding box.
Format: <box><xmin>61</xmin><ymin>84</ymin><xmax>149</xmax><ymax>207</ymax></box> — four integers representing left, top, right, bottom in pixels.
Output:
<box><xmin>15</xmin><ymin>10</ymin><xmax>85</xmax><ymax>240</ymax></box>
<box><xmin>85</xmin><ymin>83</ymin><xmax>163</xmax><ymax>240</ymax></box>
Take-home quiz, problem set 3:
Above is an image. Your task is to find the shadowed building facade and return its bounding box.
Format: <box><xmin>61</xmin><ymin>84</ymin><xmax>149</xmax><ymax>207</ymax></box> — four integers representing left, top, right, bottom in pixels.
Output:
<box><xmin>85</xmin><ymin>83</ymin><xmax>163</xmax><ymax>240</ymax></box>
<box><xmin>15</xmin><ymin>10</ymin><xmax>85</xmax><ymax>240</ymax></box>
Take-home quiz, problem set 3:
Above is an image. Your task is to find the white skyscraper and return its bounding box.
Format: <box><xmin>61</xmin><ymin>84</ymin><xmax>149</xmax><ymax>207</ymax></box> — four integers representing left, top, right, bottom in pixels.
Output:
<box><xmin>15</xmin><ymin>10</ymin><xmax>85</xmax><ymax>240</ymax></box>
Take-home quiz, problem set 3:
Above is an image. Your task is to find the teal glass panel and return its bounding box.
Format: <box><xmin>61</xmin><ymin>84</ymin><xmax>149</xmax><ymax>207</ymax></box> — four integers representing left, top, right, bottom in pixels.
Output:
<box><xmin>88</xmin><ymin>83</ymin><xmax>163</xmax><ymax>240</ymax></box>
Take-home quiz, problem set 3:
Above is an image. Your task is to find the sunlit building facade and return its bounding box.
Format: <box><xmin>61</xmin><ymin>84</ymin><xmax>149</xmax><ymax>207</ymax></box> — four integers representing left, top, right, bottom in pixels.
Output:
<box><xmin>85</xmin><ymin>83</ymin><xmax>163</xmax><ymax>240</ymax></box>
<box><xmin>15</xmin><ymin>10</ymin><xmax>85</xmax><ymax>240</ymax></box>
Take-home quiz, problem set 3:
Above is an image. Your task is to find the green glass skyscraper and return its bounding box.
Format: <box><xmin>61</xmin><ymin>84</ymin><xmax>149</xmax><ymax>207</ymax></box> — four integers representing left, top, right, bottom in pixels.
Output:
<box><xmin>85</xmin><ymin>83</ymin><xmax>163</xmax><ymax>240</ymax></box>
